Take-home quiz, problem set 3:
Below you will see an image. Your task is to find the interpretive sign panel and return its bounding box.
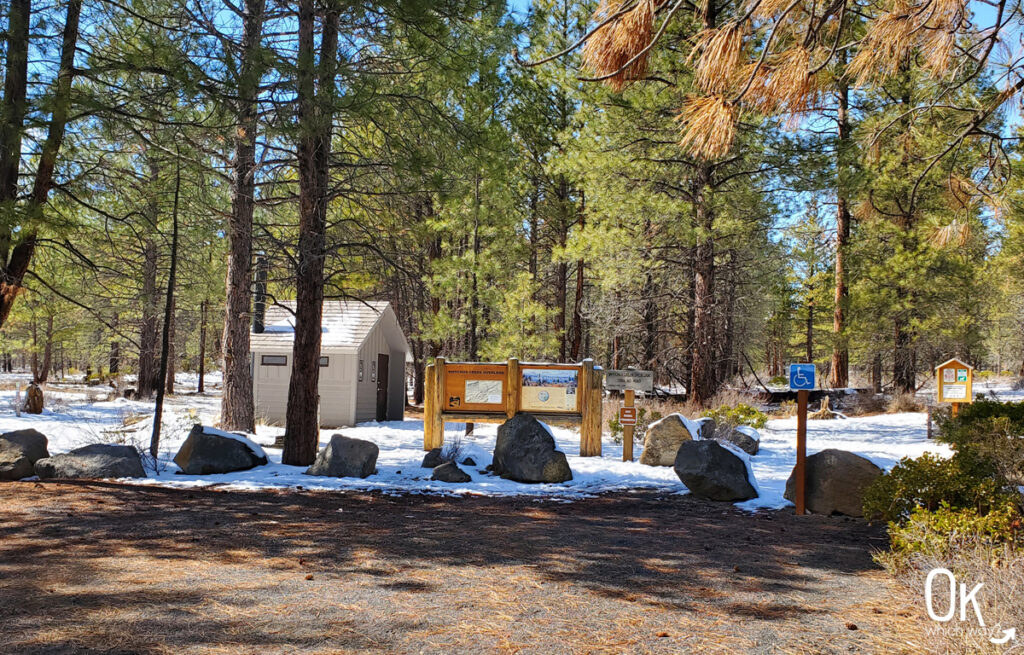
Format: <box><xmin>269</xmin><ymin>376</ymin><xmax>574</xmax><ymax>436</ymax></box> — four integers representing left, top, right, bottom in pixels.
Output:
<box><xmin>936</xmin><ymin>358</ymin><xmax>973</xmax><ymax>405</ymax></box>
<box><xmin>520</xmin><ymin>365</ymin><xmax>580</xmax><ymax>413</ymax></box>
<box><xmin>443</xmin><ymin>363</ymin><xmax>507</xmax><ymax>413</ymax></box>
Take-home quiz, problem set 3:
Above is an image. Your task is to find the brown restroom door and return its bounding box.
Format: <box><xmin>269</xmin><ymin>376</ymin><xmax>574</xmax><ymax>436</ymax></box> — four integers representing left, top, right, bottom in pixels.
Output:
<box><xmin>376</xmin><ymin>353</ymin><xmax>389</xmax><ymax>421</ymax></box>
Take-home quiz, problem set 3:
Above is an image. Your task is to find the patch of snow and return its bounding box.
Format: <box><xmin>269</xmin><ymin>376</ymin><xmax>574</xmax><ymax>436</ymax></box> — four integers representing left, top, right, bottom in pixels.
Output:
<box><xmin>0</xmin><ymin>385</ymin><xmax>956</xmax><ymax>511</ymax></box>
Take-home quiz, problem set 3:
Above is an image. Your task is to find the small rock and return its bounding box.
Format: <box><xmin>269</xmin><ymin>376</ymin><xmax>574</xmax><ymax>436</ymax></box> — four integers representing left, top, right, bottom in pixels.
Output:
<box><xmin>173</xmin><ymin>424</ymin><xmax>268</xmax><ymax>475</ymax></box>
<box><xmin>462</xmin><ymin>457</ymin><xmax>476</xmax><ymax>467</ymax></box>
<box><xmin>845</xmin><ymin>622</ymin><xmax>858</xmax><ymax>631</ymax></box>
<box><xmin>493</xmin><ymin>414</ymin><xmax>572</xmax><ymax>483</ymax></box>
<box><xmin>421</xmin><ymin>448</ymin><xmax>448</xmax><ymax>468</ymax></box>
<box><xmin>431</xmin><ymin>461</ymin><xmax>471</xmax><ymax>483</ymax></box>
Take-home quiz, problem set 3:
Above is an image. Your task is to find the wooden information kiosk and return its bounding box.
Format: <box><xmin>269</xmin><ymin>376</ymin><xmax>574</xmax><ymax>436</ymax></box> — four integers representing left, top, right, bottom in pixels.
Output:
<box><xmin>423</xmin><ymin>357</ymin><xmax>604</xmax><ymax>456</ymax></box>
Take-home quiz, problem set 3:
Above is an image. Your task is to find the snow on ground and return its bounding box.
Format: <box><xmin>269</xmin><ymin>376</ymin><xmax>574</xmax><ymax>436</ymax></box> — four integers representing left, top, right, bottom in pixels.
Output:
<box><xmin>0</xmin><ymin>376</ymin><xmax>968</xmax><ymax>509</ymax></box>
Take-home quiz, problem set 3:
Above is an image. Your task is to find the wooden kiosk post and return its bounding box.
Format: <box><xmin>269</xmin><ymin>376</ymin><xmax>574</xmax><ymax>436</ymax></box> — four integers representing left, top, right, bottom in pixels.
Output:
<box><xmin>579</xmin><ymin>359</ymin><xmax>603</xmax><ymax>457</ymax></box>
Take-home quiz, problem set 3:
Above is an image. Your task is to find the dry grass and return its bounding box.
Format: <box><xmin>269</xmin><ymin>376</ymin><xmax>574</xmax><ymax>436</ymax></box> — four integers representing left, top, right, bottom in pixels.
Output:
<box><xmin>878</xmin><ymin>543</ymin><xmax>1024</xmax><ymax>654</ymax></box>
<box><xmin>888</xmin><ymin>392</ymin><xmax>924</xmax><ymax>413</ymax></box>
<box><xmin>845</xmin><ymin>391</ymin><xmax>889</xmax><ymax>417</ymax></box>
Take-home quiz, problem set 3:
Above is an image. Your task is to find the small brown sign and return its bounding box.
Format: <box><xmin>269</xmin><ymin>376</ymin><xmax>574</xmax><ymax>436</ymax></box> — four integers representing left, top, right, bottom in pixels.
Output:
<box><xmin>619</xmin><ymin>406</ymin><xmax>637</xmax><ymax>425</ymax></box>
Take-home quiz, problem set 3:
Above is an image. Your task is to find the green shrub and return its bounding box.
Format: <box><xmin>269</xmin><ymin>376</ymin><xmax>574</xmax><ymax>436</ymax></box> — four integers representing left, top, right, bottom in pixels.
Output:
<box><xmin>976</xmin><ymin>369</ymin><xmax>995</xmax><ymax>379</ymax></box>
<box><xmin>701</xmin><ymin>403</ymin><xmax>768</xmax><ymax>430</ymax></box>
<box><xmin>862</xmin><ymin>452</ymin><xmax>1008</xmax><ymax>524</ymax></box>
<box><xmin>880</xmin><ymin>500</ymin><xmax>1023</xmax><ymax>572</ymax></box>
<box><xmin>768</xmin><ymin>375</ymin><xmax>788</xmax><ymax>387</ymax></box>
<box><xmin>937</xmin><ymin>399</ymin><xmax>1024</xmax><ymax>486</ymax></box>
<box><xmin>608</xmin><ymin>407</ymin><xmax>663</xmax><ymax>445</ymax></box>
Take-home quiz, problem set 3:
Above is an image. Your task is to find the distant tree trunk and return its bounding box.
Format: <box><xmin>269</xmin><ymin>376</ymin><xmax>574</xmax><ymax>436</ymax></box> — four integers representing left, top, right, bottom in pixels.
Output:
<box><xmin>0</xmin><ymin>0</ymin><xmax>81</xmax><ymax>328</ymax></box>
<box><xmin>871</xmin><ymin>353</ymin><xmax>883</xmax><ymax>393</ymax></box>
<box><xmin>151</xmin><ymin>154</ymin><xmax>180</xmax><ymax>458</ymax></box>
<box><xmin>110</xmin><ymin>313</ymin><xmax>120</xmax><ymax>376</ymax></box>
<box><xmin>220</xmin><ymin>0</ymin><xmax>265</xmax><ymax>432</ymax></box>
<box><xmin>468</xmin><ymin>173</ymin><xmax>481</xmax><ymax>360</ymax></box>
<box><xmin>806</xmin><ymin>298</ymin><xmax>814</xmax><ymax>362</ymax></box>
<box><xmin>569</xmin><ymin>193</ymin><xmax>585</xmax><ymax>361</ymax></box>
<box><xmin>30</xmin><ymin>318</ymin><xmax>38</xmax><ymax>382</ymax></box>
<box><xmin>198</xmin><ymin>300</ymin><xmax>207</xmax><ymax>393</ymax></box>
<box><xmin>690</xmin><ymin>163</ymin><xmax>717</xmax><ymax>406</ymax></box>
<box><xmin>38</xmin><ymin>315</ymin><xmax>53</xmax><ymax>383</ymax></box>
<box><xmin>165</xmin><ymin>296</ymin><xmax>176</xmax><ymax>395</ymax></box>
<box><xmin>830</xmin><ymin>67</ymin><xmax>851</xmax><ymax>389</ymax></box>
<box><xmin>0</xmin><ymin>0</ymin><xmax>30</xmax><ymax>208</ymax></box>
<box><xmin>642</xmin><ymin>270</ymin><xmax>657</xmax><ymax>372</ymax></box>
<box><xmin>282</xmin><ymin>0</ymin><xmax>339</xmax><ymax>466</ymax></box>
<box><xmin>138</xmin><ymin>235</ymin><xmax>160</xmax><ymax>398</ymax></box>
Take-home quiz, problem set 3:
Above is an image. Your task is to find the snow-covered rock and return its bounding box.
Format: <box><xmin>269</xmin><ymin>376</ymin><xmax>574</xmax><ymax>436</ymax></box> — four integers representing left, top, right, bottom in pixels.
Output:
<box><xmin>639</xmin><ymin>414</ymin><xmax>699</xmax><ymax>466</ymax></box>
<box><xmin>35</xmin><ymin>444</ymin><xmax>145</xmax><ymax>480</ymax></box>
<box><xmin>0</xmin><ymin>429</ymin><xmax>49</xmax><ymax>480</ymax></box>
<box><xmin>784</xmin><ymin>449</ymin><xmax>882</xmax><ymax>517</ymax></box>
<box><xmin>305</xmin><ymin>434</ymin><xmax>378</xmax><ymax>479</ymax></box>
<box><xmin>716</xmin><ymin>425</ymin><xmax>760</xmax><ymax>456</ymax></box>
<box><xmin>673</xmin><ymin>439</ymin><xmax>759</xmax><ymax>502</ymax></box>
<box><xmin>173</xmin><ymin>424</ymin><xmax>268</xmax><ymax>475</ymax></box>
<box><xmin>421</xmin><ymin>447</ymin><xmax>449</xmax><ymax>469</ymax></box>
<box><xmin>493</xmin><ymin>414</ymin><xmax>572</xmax><ymax>483</ymax></box>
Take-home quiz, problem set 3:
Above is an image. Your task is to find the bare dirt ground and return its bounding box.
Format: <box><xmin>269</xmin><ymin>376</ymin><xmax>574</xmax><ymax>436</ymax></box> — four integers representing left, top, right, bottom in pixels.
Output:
<box><xmin>0</xmin><ymin>482</ymin><xmax>924</xmax><ymax>655</ymax></box>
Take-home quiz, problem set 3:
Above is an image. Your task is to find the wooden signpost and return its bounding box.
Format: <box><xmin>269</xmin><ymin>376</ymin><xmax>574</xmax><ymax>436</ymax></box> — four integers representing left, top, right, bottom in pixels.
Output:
<box><xmin>789</xmin><ymin>363</ymin><xmax>815</xmax><ymax>515</ymax></box>
<box><xmin>935</xmin><ymin>358</ymin><xmax>973</xmax><ymax>417</ymax></box>
<box><xmin>424</xmin><ymin>358</ymin><xmax>604</xmax><ymax>456</ymax></box>
<box><xmin>605</xmin><ymin>369</ymin><xmax>654</xmax><ymax>462</ymax></box>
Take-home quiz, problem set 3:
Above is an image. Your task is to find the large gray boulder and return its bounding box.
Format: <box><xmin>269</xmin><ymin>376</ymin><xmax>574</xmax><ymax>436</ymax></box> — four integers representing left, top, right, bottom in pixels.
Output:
<box><xmin>493</xmin><ymin>414</ymin><xmax>572</xmax><ymax>483</ymax></box>
<box><xmin>715</xmin><ymin>425</ymin><xmax>760</xmax><ymax>456</ymax></box>
<box><xmin>432</xmin><ymin>461</ymin><xmax>471</xmax><ymax>483</ymax></box>
<box><xmin>640</xmin><ymin>414</ymin><xmax>698</xmax><ymax>467</ymax></box>
<box><xmin>173</xmin><ymin>424</ymin><xmax>268</xmax><ymax>475</ymax></box>
<box><xmin>305</xmin><ymin>434</ymin><xmax>378</xmax><ymax>479</ymax></box>
<box><xmin>0</xmin><ymin>429</ymin><xmax>50</xmax><ymax>480</ymax></box>
<box><xmin>784</xmin><ymin>449</ymin><xmax>882</xmax><ymax>517</ymax></box>
<box><xmin>674</xmin><ymin>440</ymin><xmax>758</xmax><ymax>502</ymax></box>
<box><xmin>35</xmin><ymin>444</ymin><xmax>146</xmax><ymax>479</ymax></box>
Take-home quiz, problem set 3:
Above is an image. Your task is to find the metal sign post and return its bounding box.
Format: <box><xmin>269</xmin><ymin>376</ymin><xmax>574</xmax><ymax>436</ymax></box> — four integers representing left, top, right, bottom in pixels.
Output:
<box><xmin>789</xmin><ymin>363</ymin><xmax>815</xmax><ymax>515</ymax></box>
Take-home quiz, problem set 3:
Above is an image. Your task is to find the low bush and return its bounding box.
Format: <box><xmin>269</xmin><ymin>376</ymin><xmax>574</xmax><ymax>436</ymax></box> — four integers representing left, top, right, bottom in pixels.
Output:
<box><xmin>937</xmin><ymin>400</ymin><xmax>1024</xmax><ymax>486</ymax></box>
<box><xmin>701</xmin><ymin>403</ymin><xmax>768</xmax><ymax>431</ymax></box>
<box><xmin>768</xmin><ymin>375</ymin><xmax>788</xmax><ymax>387</ymax></box>
<box><xmin>862</xmin><ymin>452</ymin><xmax>1009</xmax><ymax>524</ymax></box>
<box><xmin>845</xmin><ymin>391</ymin><xmax>887</xmax><ymax>416</ymax></box>
<box><xmin>608</xmin><ymin>406</ymin><xmax>663</xmax><ymax>444</ymax></box>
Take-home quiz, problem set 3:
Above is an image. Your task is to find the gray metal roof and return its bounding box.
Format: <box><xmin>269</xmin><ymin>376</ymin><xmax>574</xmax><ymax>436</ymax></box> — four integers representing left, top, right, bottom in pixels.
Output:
<box><xmin>250</xmin><ymin>300</ymin><xmax>404</xmax><ymax>353</ymax></box>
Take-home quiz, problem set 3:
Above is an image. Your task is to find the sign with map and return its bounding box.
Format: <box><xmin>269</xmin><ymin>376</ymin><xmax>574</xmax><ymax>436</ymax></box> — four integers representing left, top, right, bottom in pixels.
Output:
<box><xmin>443</xmin><ymin>363</ymin><xmax>507</xmax><ymax>412</ymax></box>
<box><xmin>520</xmin><ymin>366</ymin><xmax>579</xmax><ymax>413</ymax></box>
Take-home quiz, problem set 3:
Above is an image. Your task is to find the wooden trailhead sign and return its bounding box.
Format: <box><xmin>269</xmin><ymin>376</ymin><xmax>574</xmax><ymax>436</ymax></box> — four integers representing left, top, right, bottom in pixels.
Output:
<box><xmin>936</xmin><ymin>358</ymin><xmax>973</xmax><ymax>413</ymax></box>
<box><xmin>424</xmin><ymin>358</ymin><xmax>604</xmax><ymax>457</ymax></box>
<box><xmin>604</xmin><ymin>369</ymin><xmax>654</xmax><ymax>393</ymax></box>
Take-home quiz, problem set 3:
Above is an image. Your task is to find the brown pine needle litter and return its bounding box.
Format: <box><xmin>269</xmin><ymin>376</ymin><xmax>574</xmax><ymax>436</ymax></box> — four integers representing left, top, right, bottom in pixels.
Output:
<box><xmin>583</xmin><ymin>0</ymin><xmax>658</xmax><ymax>92</ymax></box>
<box><xmin>677</xmin><ymin>94</ymin><xmax>738</xmax><ymax>159</ymax></box>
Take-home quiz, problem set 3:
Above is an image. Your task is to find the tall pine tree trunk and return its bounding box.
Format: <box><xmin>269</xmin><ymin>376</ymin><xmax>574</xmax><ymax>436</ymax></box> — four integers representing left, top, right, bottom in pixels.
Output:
<box><xmin>165</xmin><ymin>296</ymin><xmax>176</xmax><ymax>395</ymax></box>
<box><xmin>690</xmin><ymin>163</ymin><xmax>717</xmax><ymax>405</ymax></box>
<box><xmin>138</xmin><ymin>235</ymin><xmax>160</xmax><ymax>398</ymax></box>
<box><xmin>0</xmin><ymin>0</ymin><xmax>81</xmax><ymax>328</ymax></box>
<box><xmin>220</xmin><ymin>0</ymin><xmax>265</xmax><ymax>432</ymax></box>
<box><xmin>198</xmin><ymin>300</ymin><xmax>207</xmax><ymax>393</ymax></box>
<box><xmin>830</xmin><ymin>65</ymin><xmax>852</xmax><ymax>388</ymax></box>
<box><xmin>282</xmin><ymin>0</ymin><xmax>339</xmax><ymax>466</ymax></box>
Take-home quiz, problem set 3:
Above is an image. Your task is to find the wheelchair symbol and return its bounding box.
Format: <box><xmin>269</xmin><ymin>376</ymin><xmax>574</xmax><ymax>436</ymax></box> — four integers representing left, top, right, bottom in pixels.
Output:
<box><xmin>789</xmin><ymin>364</ymin><xmax>815</xmax><ymax>390</ymax></box>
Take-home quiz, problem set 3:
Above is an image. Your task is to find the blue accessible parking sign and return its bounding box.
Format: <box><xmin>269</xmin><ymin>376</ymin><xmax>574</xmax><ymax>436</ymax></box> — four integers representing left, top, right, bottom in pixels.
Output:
<box><xmin>789</xmin><ymin>363</ymin><xmax>816</xmax><ymax>390</ymax></box>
